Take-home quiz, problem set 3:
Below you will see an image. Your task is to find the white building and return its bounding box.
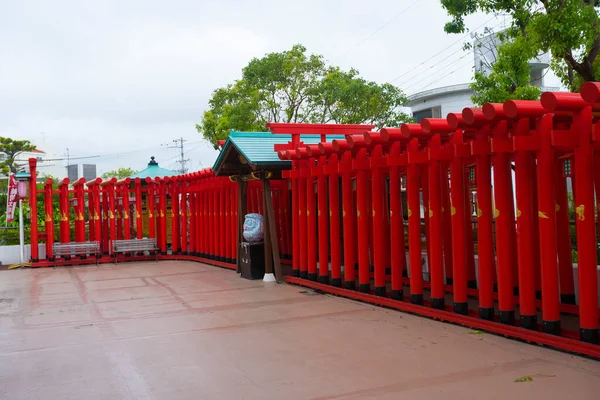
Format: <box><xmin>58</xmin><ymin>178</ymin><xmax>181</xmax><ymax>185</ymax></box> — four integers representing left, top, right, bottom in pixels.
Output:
<box><xmin>408</xmin><ymin>30</ymin><xmax>555</xmax><ymax>122</ymax></box>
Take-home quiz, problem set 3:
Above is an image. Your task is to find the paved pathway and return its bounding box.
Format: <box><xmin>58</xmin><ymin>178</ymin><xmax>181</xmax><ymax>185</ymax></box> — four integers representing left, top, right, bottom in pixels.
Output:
<box><xmin>0</xmin><ymin>261</ymin><xmax>598</xmax><ymax>399</ymax></box>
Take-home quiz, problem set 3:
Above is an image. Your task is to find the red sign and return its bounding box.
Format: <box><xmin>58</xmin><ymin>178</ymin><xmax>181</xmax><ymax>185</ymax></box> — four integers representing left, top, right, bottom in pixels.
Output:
<box><xmin>6</xmin><ymin>174</ymin><xmax>18</xmax><ymax>223</ymax></box>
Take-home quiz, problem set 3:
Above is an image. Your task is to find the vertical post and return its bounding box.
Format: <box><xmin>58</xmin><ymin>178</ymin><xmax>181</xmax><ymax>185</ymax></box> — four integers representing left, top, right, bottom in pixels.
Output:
<box><xmin>262</xmin><ymin>178</ymin><xmax>274</xmax><ymax>276</ymax></box>
<box><xmin>28</xmin><ymin>158</ymin><xmax>39</xmax><ymax>262</ymax></box>
<box><xmin>93</xmin><ymin>185</ymin><xmax>101</xmax><ymax>250</ymax></box>
<box><xmin>219</xmin><ymin>180</ymin><xmax>226</xmax><ymax>261</ymax></box>
<box><xmin>450</xmin><ymin>131</ymin><xmax>468</xmax><ymax>315</ymax></box>
<box><xmin>58</xmin><ymin>178</ymin><xmax>71</xmax><ymax>246</ymax></box>
<box><xmin>291</xmin><ymin>166</ymin><xmax>300</xmax><ymax>276</ymax></box>
<box><xmin>535</xmin><ymin>114</ymin><xmax>561</xmax><ymax>334</ymax></box>
<box><xmin>107</xmin><ymin>180</ymin><xmax>117</xmax><ymax>256</ymax></box>
<box><xmin>472</xmin><ymin>128</ymin><xmax>495</xmax><ymax>320</ymax></box>
<box><xmin>180</xmin><ymin>185</ymin><xmax>188</xmax><ymax>254</ymax></box>
<box><xmin>19</xmin><ymin>198</ymin><xmax>24</xmax><ymax>266</ymax></box>
<box><xmin>147</xmin><ymin>179</ymin><xmax>156</xmax><ymax>240</ymax></box>
<box><xmin>407</xmin><ymin>139</ymin><xmax>423</xmax><ymax>304</ymax></box>
<box><xmin>514</xmin><ymin>118</ymin><xmax>537</xmax><ymax>330</ymax></box>
<box><xmin>135</xmin><ymin>178</ymin><xmax>143</xmax><ymax>239</ymax></box>
<box><xmin>225</xmin><ymin>185</ymin><xmax>231</xmax><ymax>263</ymax></box>
<box><xmin>356</xmin><ymin>148</ymin><xmax>370</xmax><ymax>293</ymax></box>
<box><xmin>427</xmin><ymin>136</ymin><xmax>444</xmax><ymax>309</ymax></box>
<box><xmin>317</xmin><ymin>155</ymin><xmax>329</xmax><ymax>284</ymax></box>
<box><xmin>571</xmin><ymin>106</ymin><xmax>599</xmax><ymax>343</ymax></box>
<box><xmin>492</xmin><ymin>121</ymin><xmax>515</xmax><ymax>325</ymax></box>
<box><xmin>388</xmin><ymin>143</ymin><xmax>407</xmax><ymax>300</ymax></box>
<box><xmin>208</xmin><ymin>182</ymin><xmax>215</xmax><ymax>258</ymax></box>
<box><xmin>328</xmin><ymin>154</ymin><xmax>342</xmax><ymax>287</ymax></box>
<box><xmin>306</xmin><ymin>159</ymin><xmax>318</xmax><ymax>281</ymax></box>
<box><xmin>264</xmin><ymin>177</ymin><xmax>282</xmax><ymax>281</ymax></box>
<box><xmin>440</xmin><ymin>165</ymin><xmax>453</xmax><ymax>284</ymax></box>
<box><xmin>554</xmin><ymin>160</ymin><xmax>575</xmax><ymax>303</ymax></box>
<box><xmin>298</xmin><ymin>165</ymin><xmax>308</xmax><ymax>278</ymax></box>
<box><xmin>122</xmin><ymin>181</ymin><xmax>131</xmax><ymax>240</ymax></box>
<box><xmin>171</xmin><ymin>180</ymin><xmax>180</xmax><ymax>253</ymax></box>
<box><xmin>236</xmin><ymin>180</ymin><xmax>247</xmax><ymax>273</ymax></box>
<box><xmin>341</xmin><ymin>152</ymin><xmax>355</xmax><ymax>289</ymax></box>
<box><xmin>44</xmin><ymin>179</ymin><xmax>55</xmax><ymax>260</ymax></box>
<box><xmin>371</xmin><ymin>145</ymin><xmax>386</xmax><ymax>296</ymax></box>
<box><xmin>188</xmin><ymin>191</ymin><xmax>196</xmax><ymax>255</ymax></box>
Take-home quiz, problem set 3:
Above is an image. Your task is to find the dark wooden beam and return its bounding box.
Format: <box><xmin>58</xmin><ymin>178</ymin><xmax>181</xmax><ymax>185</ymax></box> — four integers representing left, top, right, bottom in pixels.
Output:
<box><xmin>236</xmin><ymin>180</ymin><xmax>247</xmax><ymax>273</ymax></box>
<box><xmin>263</xmin><ymin>178</ymin><xmax>282</xmax><ymax>282</ymax></box>
<box><xmin>261</xmin><ymin>179</ymin><xmax>274</xmax><ymax>276</ymax></box>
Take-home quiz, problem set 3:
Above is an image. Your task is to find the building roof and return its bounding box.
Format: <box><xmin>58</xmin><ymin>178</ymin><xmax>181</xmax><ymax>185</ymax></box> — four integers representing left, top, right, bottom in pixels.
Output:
<box><xmin>129</xmin><ymin>156</ymin><xmax>179</xmax><ymax>179</ymax></box>
<box><xmin>212</xmin><ymin>131</ymin><xmax>345</xmax><ymax>176</ymax></box>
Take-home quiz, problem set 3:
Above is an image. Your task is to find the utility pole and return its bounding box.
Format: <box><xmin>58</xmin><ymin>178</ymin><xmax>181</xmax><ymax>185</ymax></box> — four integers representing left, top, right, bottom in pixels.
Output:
<box><xmin>169</xmin><ymin>137</ymin><xmax>190</xmax><ymax>174</ymax></box>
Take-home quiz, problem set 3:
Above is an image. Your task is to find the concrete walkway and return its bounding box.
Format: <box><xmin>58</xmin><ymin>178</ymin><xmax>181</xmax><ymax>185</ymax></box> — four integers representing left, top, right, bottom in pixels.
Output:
<box><xmin>0</xmin><ymin>261</ymin><xmax>598</xmax><ymax>399</ymax></box>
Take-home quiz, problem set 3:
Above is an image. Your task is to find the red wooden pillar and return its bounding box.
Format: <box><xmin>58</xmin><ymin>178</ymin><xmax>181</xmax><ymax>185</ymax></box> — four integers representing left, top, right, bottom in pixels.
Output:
<box><xmin>371</xmin><ymin>145</ymin><xmax>387</xmax><ymax>296</ymax></box>
<box><xmin>339</xmin><ymin>151</ymin><xmax>355</xmax><ymax>288</ymax></box>
<box><xmin>420</xmin><ymin>164</ymin><xmax>431</xmax><ymax>272</ymax></box>
<box><xmin>232</xmin><ymin>183</ymin><xmax>238</xmax><ymax>261</ymax></box>
<box><xmin>171</xmin><ymin>179</ymin><xmax>180</xmax><ymax>253</ymax></box>
<box><xmin>298</xmin><ymin>165</ymin><xmax>308</xmax><ymax>278</ymax></box>
<box><xmin>196</xmin><ymin>180</ymin><xmax>204</xmax><ymax>257</ymax></box>
<box><xmin>121</xmin><ymin>179</ymin><xmax>132</xmax><ymax>240</ymax></box>
<box><xmin>134</xmin><ymin>178</ymin><xmax>143</xmax><ymax>239</ymax></box>
<box><xmin>426</xmin><ymin>135</ymin><xmax>445</xmax><ymax>309</ymax></box>
<box><xmin>147</xmin><ymin>179</ymin><xmax>156</xmax><ymax>241</ymax></box>
<box><xmin>449</xmin><ymin>130</ymin><xmax>469</xmax><ymax>315</ymax></box>
<box><xmin>388</xmin><ymin>141</ymin><xmax>407</xmax><ymax>300</ymax></box>
<box><xmin>28</xmin><ymin>158</ymin><xmax>39</xmax><ymax>262</ymax></box>
<box><xmin>86</xmin><ymin>179</ymin><xmax>102</xmax><ymax>247</ymax></box>
<box><xmin>208</xmin><ymin>181</ymin><xmax>215</xmax><ymax>258</ymax></box>
<box><xmin>317</xmin><ymin>155</ymin><xmax>330</xmax><ymax>284</ymax></box>
<box><xmin>272</xmin><ymin>185</ymin><xmax>283</xmax><ymax>260</ymax></box>
<box><xmin>72</xmin><ymin>178</ymin><xmax>86</xmax><ymax>243</ymax></box>
<box><xmin>291</xmin><ymin>166</ymin><xmax>300</xmax><ymax>276</ymax></box>
<box><xmin>554</xmin><ymin>159</ymin><xmax>576</xmax><ymax>303</ymax></box>
<box><xmin>471</xmin><ymin>127</ymin><xmax>495</xmax><ymax>320</ymax></box>
<box><xmin>306</xmin><ymin>159</ymin><xmax>318</xmax><ymax>281</ymax></box>
<box><xmin>104</xmin><ymin>178</ymin><xmax>117</xmax><ymax>256</ymax></box>
<box><xmin>44</xmin><ymin>179</ymin><xmax>55</xmax><ymax>260</ymax></box>
<box><xmin>406</xmin><ymin>138</ymin><xmax>423</xmax><ymax>304</ymax></box>
<box><xmin>188</xmin><ymin>191</ymin><xmax>196</xmax><ymax>255</ymax></box>
<box><xmin>57</xmin><ymin>178</ymin><xmax>71</xmax><ymax>246</ymax></box>
<box><xmin>326</xmin><ymin>153</ymin><xmax>342</xmax><ymax>287</ymax></box>
<box><xmin>279</xmin><ymin>182</ymin><xmax>290</xmax><ymax>259</ymax></box>
<box><xmin>219</xmin><ymin>180</ymin><xmax>226</xmax><ymax>261</ymax></box>
<box><xmin>440</xmin><ymin>164</ymin><xmax>453</xmax><ymax>283</ymax></box>
<box><xmin>224</xmin><ymin>185</ymin><xmax>231</xmax><ymax>263</ymax></box>
<box><xmin>463</xmin><ymin>169</ymin><xmax>477</xmax><ymax>288</ymax></box>
<box><xmin>180</xmin><ymin>183</ymin><xmax>188</xmax><ymax>254</ymax></box>
<box><xmin>535</xmin><ymin>113</ymin><xmax>561</xmax><ymax>334</ymax></box>
<box><xmin>355</xmin><ymin>148</ymin><xmax>371</xmax><ymax>293</ymax></box>
<box><xmin>491</xmin><ymin>121</ymin><xmax>516</xmax><ymax>324</ymax></box>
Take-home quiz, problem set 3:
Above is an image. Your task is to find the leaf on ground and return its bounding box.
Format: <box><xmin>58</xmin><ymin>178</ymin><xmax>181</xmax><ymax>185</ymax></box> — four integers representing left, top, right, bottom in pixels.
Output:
<box><xmin>514</xmin><ymin>376</ymin><xmax>533</xmax><ymax>382</ymax></box>
<box><xmin>468</xmin><ymin>330</ymin><xmax>485</xmax><ymax>335</ymax></box>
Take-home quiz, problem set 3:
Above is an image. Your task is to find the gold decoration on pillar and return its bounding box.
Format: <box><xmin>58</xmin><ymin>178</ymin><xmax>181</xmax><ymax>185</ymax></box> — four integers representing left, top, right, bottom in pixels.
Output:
<box><xmin>60</xmin><ymin>212</ymin><xmax>68</xmax><ymax>222</ymax></box>
<box><xmin>476</xmin><ymin>200</ymin><xmax>482</xmax><ymax>218</ymax></box>
<box><xmin>45</xmin><ymin>213</ymin><xmax>52</xmax><ymax>223</ymax></box>
<box><xmin>78</xmin><ymin>212</ymin><xmax>84</xmax><ymax>221</ymax></box>
<box><xmin>555</xmin><ymin>204</ymin><xmax>560</xmax><ymax>212</ymax></box>
<box><xmin>357</xmin><ymin>210</ymin><xmax>360</xmax><ymax>217</ymax></box>
<box><xmin>124</xmin><ymin>211</ymin><xmax>129</xmax><ymax>219</ymax></box>
<box><xmin>342</xmin><ymin>210</ymin><xmax>346</xmax><ymax>217</ymax></box>
<box><xmin>407</xmin><ymin>209</ymin><xmax>412</xmax><ymax>217</ymax></box>
<box><xmin>372</xmin><ymin>209</ymin><xmax>375</xmax><ymax>217</ymax></box>
<box><xmin>575</xmin><ymin>205</ymin><xmax>585</xmax><ymax>221</ymax></box>
<box><xmin>94</xmin><ymin>212</ymin><xmax>100</xmax><ymax>221</ymax></box>
<box><xmin>109</xmin><ymin>210</ymin><xmax>115</xmax><ymax>219</ymax></box>
<box><xmin>516</xmin><ymin>209</ymin><xmax>521</xmax><ymax>217</ymax></box>
<box><xmin>538</xmin><ymin>211</ymin><xmax>549</xmax><ymax>219</ymax></box>
<box><xmin>493</xmin><ymin>208</ymin><xmax>500</xmax><ymax>218</ymax></box>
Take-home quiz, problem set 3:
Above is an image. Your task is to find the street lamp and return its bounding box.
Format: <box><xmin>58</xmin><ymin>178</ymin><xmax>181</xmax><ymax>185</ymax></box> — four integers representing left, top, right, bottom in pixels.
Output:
<box><xmin>15</xmin><ymin>171</ymin><xmax>31</xmax><ymax>267</ymax></box>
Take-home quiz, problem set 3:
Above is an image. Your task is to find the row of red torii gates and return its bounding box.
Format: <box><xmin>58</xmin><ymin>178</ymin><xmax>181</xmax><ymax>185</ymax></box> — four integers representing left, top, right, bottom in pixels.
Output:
<box><xmin>26</xmin><ymin>83</ymin><xmax>600</xmax><ymax>357</ymax></box>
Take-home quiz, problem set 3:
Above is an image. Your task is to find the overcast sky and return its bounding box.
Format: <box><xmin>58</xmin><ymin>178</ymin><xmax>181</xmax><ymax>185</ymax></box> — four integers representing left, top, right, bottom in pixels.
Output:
<box><xmin>0</xmin><ymin>0</ymin><xmax>562</xmax><ymax>178</ymax></box>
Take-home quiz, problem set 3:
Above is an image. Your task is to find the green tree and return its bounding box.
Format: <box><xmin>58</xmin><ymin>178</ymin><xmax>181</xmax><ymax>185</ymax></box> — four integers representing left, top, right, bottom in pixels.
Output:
<box><xmin>0</xmin><ymin>137</ymin><xmax>36</xmax><ymax>175</ymax></box>
<box><xmin>197</xmin><ymin>44</ymin><xmax>412</xmax><ymax>148</ymax></box>
<box><xmin>440</xmin><ymin>0</ymin><xmax>600</xmax><ymax>92</ymax></box>
<box><xmin>469</xmin><ymin>34</ymin><xmax>542</xmax><ymax>105</ymax></box>
<box><xmin>102</xmin><ymin>167</ymin><xmax>137</xmax><ymax>179</ymax></box>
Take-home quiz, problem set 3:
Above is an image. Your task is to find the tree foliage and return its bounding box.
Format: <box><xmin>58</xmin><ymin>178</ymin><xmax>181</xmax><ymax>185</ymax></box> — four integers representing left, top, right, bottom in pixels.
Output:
<box><xmin>102</xmin><ymin>167</ymin><xmax>137</xmax><ymax>179</ymax></box>
<box><xmin>0</xmin><ymin>137</ymin><xmax>36</xmax><ymax>175</ymax></box>
<box><xmin>197</xmin><ymin>44</ymin><xmax>412</xmax><ymax>148</ymax></box>
<box><xmin>440</xmin><ymin>0</ymin><xmax>600</xmax><ymax>92</ymax></box>
<box><xmin>470</xmin><ymin>34</ymin><xmax>542</xmax><ymax>105</ymax></box>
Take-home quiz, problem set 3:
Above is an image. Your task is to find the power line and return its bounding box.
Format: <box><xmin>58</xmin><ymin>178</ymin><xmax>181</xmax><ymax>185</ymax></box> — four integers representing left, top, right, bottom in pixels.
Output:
<box><xmin>390</xmin><ymin>16</ymin><xmax>500</xmax><ymax>85</ymax></box>
<box><xmin>335</xmin><ymin>0</ymin><xmax>422</xmax><ymax>61</ymax></box>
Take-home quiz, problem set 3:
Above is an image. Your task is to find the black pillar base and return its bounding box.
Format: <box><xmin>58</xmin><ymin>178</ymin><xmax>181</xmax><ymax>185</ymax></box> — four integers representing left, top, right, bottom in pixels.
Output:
<box><xmin>359</xmin><ymin>283</ymin><xmax>370</xmax><ymax>293</ymax></box>
<box><xmin>479</xmin><ymin>308</ymin><xmax>494</xmax><ymax>321</ymax></box>
<box><xmin>318</xmin><ymin>275</ymin><xmax>329</xmax><ymax>285</ymax></box>
<box><xmin>410</xmin><ymin>294</ymin><xmax>423</xmax><ymax>305</ymax></box>
<box><xmin>344</xmin><ymin>280</ymin><xmax>355</xmax><ymax>290</ymax></box>
<box><xmin>467</xmin><ymin>280</ymin><xmax>478</xmax><ymax>289</ymax></box>
<box><xmin>520</xmin><ymin>315</ymin><xmax>537</xmax><ymax>331</ymax></box>
<box><xmin>374</xmin><ymin>286</ymin><xmax>386</xmax><ymax>297</ymax></box>
<box><xmin>543</xmin><ymin>320</ymin><xmax>561</xmax><ymax>336</ymax></box>
<box><xmin>499</xmin><ymin>310</ymin><xmax>515</xmax><ymax>325</ymax></box>
<box><xmin>560</xmin><ymin>294</ymin><xmax>577</xmax><ymax>305</ymax></box>
<box><xmin>453</xmin><ymin>302</ymin><xmax>468</xmax><ymax>315</ymax></box>
<box><xmin>291</xmin><ymin>269</ymin><xmax>299</xmax><ymax>277</ymax></box>
<box><xmin>160</xmin><ymin>252</ymin><xmax>167</xmax><ymax>256</ymax></box>
<box><xmin>47</xmin><ymin>257</ymin><xmax>55</xmax><ymax>262</ymax></box>
<box><xmin>31</xmin><ymin>258</ymin><xmax>39</xmax><ymax>263</ymax></box>
<box><xmin>391</xmin><ymin>290</ymin><xmax>403</xmax><ymax>301</ymax></box>
<box><xmin>431</xmin><ymin>298</ymin><xmax>445</xmax><ymax>310</ymax></box>
<box><xmin>580</xmin><ymin>328</ymin><xmax>599</xmax><ymax>344</ymax></box>
<box><xmin>299</xmin><ymin>271</ymin><xmax>308</xmax><ymax>279</ymax></box>
<box><xmin>331</xmin><ymin>278</ymin><xmax>342</xmax><ymax>287</ymax></box>
<box><xmin>308</xmin><ymin>273</ymin><xmax>318</xmax><ymax>282</ymax></box>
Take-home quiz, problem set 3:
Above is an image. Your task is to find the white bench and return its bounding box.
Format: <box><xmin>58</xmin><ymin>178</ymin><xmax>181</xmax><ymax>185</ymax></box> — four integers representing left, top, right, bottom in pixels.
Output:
<box><xmin>52</xmin><ymin>242</ymin><xmax>100</xmax><ymax>268</ymax></box>
<box><xmin>111</xmin><ymin>238</ymin><xmax>159</xmax><ymax>264</ymax></box>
